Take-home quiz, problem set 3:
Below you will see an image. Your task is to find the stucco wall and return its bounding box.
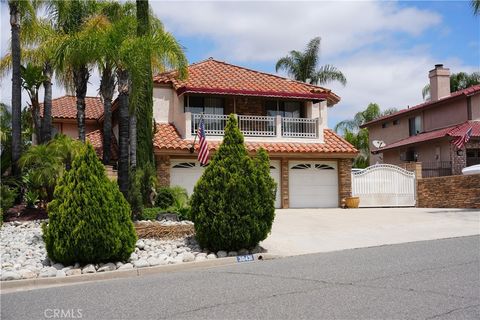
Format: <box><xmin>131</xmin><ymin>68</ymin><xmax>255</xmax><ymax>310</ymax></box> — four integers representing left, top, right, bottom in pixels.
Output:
<box><xmin>153</xmin><ymin>87</ymin><xmax>173</xmax><ymax>123</ymax></box>
<box><xmin>423</xmin><ymin>98</ymin><xmax>468</xmax><ymax>131</ymax></box>
<box><xmin>471</xmin><ymin>94</ymin><xmax>480</xmax><ymax>120</ymax></box>
<box><xmin>55</xmin><ymin>121</ymin><xmax>100</xmax><ymax>139</ymax></box>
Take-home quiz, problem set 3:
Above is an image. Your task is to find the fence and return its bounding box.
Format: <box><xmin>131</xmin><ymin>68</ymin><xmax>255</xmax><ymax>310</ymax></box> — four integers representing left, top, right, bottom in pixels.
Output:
<box><xmin>421</xmin><ymin>161</ymin><xmax>452</xmax><ymax>178</ymax></box>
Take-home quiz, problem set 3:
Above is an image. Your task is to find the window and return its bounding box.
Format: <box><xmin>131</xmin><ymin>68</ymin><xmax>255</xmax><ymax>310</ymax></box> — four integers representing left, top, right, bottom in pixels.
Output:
<box><xmin>291</xmin><ymin>163</ymin><xmax>311</xmax><ymax>169</ymax></box>
<box><xmin>393</xmin><ymin>119</ymin><xmax>399</xmax><ymax>125</ymax></box>
<box><xmin>185</xmin><ymin>95</ymin><xmax>224</xmax><ymax>115</ymax></box>
<box><xmin>265</xmin><ymin>100</ymin><xmax>303</xmax><ymax>118</ymax></box>
<box><xmin>408</xmin><ymin>115</ymin><xmax>422</xmax><ymax>136</ymax></box>
<box><xmin>382</xmin><ymin>122</ymin><xmax>388</xmax><ymax>128</ymax></box>
<box><xmin>466</xmin><ymin>149</ymin><xmax>480</xmax><ymax>166</ymax></box>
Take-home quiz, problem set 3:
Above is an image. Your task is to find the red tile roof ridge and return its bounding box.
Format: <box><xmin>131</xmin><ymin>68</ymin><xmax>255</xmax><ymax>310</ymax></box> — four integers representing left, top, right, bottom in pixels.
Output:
<box><xmin>361</xmin><ymin>84</ymin><xmax>480</xmax><ymax>128</ymax></box>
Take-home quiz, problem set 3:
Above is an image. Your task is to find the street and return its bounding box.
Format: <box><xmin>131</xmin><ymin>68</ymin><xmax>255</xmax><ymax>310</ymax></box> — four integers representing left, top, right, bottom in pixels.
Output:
<box><xmin>2</xmin><ymin>236</ymin><xmax>479</xmax><ymax>320</ymax></box>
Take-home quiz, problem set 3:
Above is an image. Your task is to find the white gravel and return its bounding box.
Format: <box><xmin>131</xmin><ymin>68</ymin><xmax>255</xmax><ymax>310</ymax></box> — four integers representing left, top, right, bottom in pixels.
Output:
<box><xmin>1</xmin><ymin>220</ymin><xmax>260</xmax><ymax>281</ymax></box>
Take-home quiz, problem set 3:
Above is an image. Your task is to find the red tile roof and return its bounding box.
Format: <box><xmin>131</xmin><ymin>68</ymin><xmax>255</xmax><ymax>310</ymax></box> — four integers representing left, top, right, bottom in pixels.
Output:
<box><xmin>153</xmin><ymin>58</ymin><xmax>341</xmax><ymax>106</ymax></box>
<box><xmin>153</xmin><ymin>123</ymin><xmax>357</xmax><ymax>155</ymax></box>
<box><xmin>361</xmin><ymin>85</ymin><xmax>480</xmax><ymax>128</ymax></box>
<box><xmin>376</xmin><ymin>121</ymin><xmax>480</xmax><ymax>151</ymax></box>
<box><xmin>40</xmin><ymin>95</ymin><xmax>104</xmax><ymax>120</ymax></box>
<box><xmin>86</xmin><ymin>129</ymin><xmax>119</xmax><ymax>161</ymax></box>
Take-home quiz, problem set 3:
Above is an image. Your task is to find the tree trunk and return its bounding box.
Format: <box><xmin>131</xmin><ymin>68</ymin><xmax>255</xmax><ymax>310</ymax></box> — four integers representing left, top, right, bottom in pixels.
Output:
<box><xmin>9</xmin><ymin>1</ymin><xmax>22</xmax><ymax>177</ymax></box>
<box><xmin>31</xmin><ymin>96</ymin><xmax>42</xmax><ymax>144</ymax></box>
<box><xmin>73</xmin><ymin>65</ymin><xmax>89</xmax><ymax>142</ymax></box>
<box><xmin>129</xmin><ymin>112</ymin><xmax>137</xmax><ymax>169</ymax></box>
<box><xmin>117</xmin><ymin>68</ymin><xmax>130</xmax><ymax>197</ymax></box>
<box><xmin>100</xmin><ymin>64</ymin><xmax>115</xmax><ymax>164</ymax></box>
<box><xmin>41</xmin><ymin>62</ymin><xmax>53</xmax><ymax>143</ymax></box>
<box><xmin>135</xmin><ymin>0</ymin><xmax>155</xmax><ymax>168</ymax></box>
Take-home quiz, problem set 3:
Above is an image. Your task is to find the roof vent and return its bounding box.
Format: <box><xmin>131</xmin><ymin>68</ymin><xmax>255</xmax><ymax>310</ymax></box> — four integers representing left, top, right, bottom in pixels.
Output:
<box><xmin>435</xmin><ymin>64</ymin><xmax>444</xmax><ymax>68</ymax></box>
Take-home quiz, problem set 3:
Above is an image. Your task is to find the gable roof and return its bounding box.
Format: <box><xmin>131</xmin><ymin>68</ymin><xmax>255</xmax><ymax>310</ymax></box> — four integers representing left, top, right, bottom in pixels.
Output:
<box><xmin>153</xmin><ymin>58</ymin><xmax>341</xmax><ymax>106</ymax></box>
<box><xmin>153</xmin><ymin>123</ymin><xmax>357</xmax><ymax>155</ymax></box>
<box><xmin>375</xmin><ymin>120</ymin><xmax>480</xmax><ymax>152</ymax></box>
<box><xmin>40</xmin><ymin>95</ymin><xmax>104</xmax><ymax>120</ymax></box>
<box><xmin>86</xmin><ymin>129</ymin><xmax>119</xmax><ymax>161</ymax></box>
<box><xmin>361</xmin><ymin>85</ymin><xmax>480</xmax><ymax>128</ymax></box>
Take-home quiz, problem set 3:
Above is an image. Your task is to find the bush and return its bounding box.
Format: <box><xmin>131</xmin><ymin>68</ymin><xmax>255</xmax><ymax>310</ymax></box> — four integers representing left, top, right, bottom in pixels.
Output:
<box><xmin>190</xmin><ymin>114</ymin><xmax>276</xmax><ymax>251</ymax></box>
<box><xmin>42</xmin><ymin>144</ymin><xmax>137</xmax><ymax>265</ymax></box>
<box><xmin>128</xmin><ymin>163</ymin><xmax>159</xmax><ymax>215</ymax></box>
<box><xmin>138</xmin><ymin>207</ymin><xmax>162</xmax><ymax>220</ymax></box>
<box><xmin>1</xmin><ymin>184</ymin><xmax>17</xmax><ymax>212</ymax></box>
<box><xmin>155</xmin><ymin>187</ymin><xmax>175</xmax><ymax>209</ymax></box>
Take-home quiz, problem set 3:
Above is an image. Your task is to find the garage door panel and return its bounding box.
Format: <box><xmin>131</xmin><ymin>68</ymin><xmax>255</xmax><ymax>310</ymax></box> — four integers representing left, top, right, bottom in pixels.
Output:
<box><xmin>289</xmin><ymin>161</ymin><xmax>339</xmax><ymax>208</ymax></box>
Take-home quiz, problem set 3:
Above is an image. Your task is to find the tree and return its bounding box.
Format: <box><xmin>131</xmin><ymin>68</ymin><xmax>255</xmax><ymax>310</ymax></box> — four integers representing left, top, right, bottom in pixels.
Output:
<box><xmin>473</xmin><ymin>0</ymin><xmax>480</xmax><ymax>15</ymax></box>
<box><xmin>335</xmin><ymin>103</ymin><xmax>397</xmax><ymax>168</ymax></box>
<box><xmin>190</xmin><ymin>115</ymin><xmax>276</xmax><ymax>251</ymax></box>
<box><xmin>422</xmin><ymin>71</ymin><xmax>480</xmax><ymax>100</ymax></box>
<box><xmin>20</xmin><ymin>63</ymin><xmax>46</xmax><ymax>143</ymax></box>
<box><xmin>42</xmin><ymin>143</ymin><xmax>137</xmax><ymax>265</ymax></box>
<box><xmin>275</xmin><ymin>37</ymin><xmax>346</xmax><ymax>86</ymax></box>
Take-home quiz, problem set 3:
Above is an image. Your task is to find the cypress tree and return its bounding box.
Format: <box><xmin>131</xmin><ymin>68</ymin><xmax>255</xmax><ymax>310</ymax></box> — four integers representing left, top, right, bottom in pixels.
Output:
<box><xmin>190</xmin><ymin>115</ymin><xmax>276</xmax><ymax>251</ymax></box>
<box><xmin>43</xmin><ymin>144</ymin><xmax>137</xmax><ymax>265</ymax></box>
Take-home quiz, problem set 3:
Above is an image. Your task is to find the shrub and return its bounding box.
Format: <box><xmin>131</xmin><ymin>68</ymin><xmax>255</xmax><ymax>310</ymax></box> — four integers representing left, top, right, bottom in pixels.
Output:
<box><xmin>155</xmin><ymin>187</ymin><xmax>175</xmax><ymax>209</ymax></box>
<box><xmin>1</xmin><ymin>184</ymin><xmax>17</xmax><ymax>212</ymax></box>
<box><xmin>128</xmin><ymin>163</ymin><xmax>159</xmax><ymax>215</ymax></box>
<box><xmin>138</xmin><ymin>207</ymin><xmax>162</xmax><ymax>220</ymax></box>
<box><xmin>190</xmin><ymin>114</ymin><xmax>276</xmax><ymax>251</ymax></box>
<box><xmin>42</xmin><ymin>144</ymin><xmax>137</xmax><ymax>265</ymax></box>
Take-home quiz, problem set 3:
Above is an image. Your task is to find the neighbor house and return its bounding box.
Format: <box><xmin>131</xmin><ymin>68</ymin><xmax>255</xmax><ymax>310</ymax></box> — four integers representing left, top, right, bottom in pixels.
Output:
<box><xmin>361</xmin><ymin>64</ymin><xmax>480</xmax><ymax>177</ymax></box>
<box><xmin>151</xmin><ymin>58</ymin><xmax>356</xmax><ymax>208</ymax></box>
<box><xmin>41</xmin><ymin>58</ymin><xmax>357</xmax><ymax>208</ymax></box>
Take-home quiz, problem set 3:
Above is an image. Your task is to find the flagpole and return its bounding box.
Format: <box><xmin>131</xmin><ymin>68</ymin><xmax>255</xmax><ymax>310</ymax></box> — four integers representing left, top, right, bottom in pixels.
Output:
<box><xmin>189</xmin><ymin>112</ymin><xmax>204</xmax><ymax>154</ymax></box>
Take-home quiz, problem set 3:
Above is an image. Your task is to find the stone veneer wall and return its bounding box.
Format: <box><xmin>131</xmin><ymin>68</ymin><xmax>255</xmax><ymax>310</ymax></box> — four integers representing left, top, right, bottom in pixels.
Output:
<box><xmin>417</xmin><ymin>174</ymin><xmax>480</xmax><ymax>208</ymax></box>
<box><xmin>338</xmin><ymin>159</ymin><xmax>353</xmax><ymax>204</ymax></box>
<box><xmin>451</xmin><ymin>140</ymin><xmax>480</xmax><ymax>175</ymax></box>
<box><xmin>156</xmin><ymin>155</ymin><xmax>170</xmax><ymax>187</ymax></box>
<box><xmin>280</xmin><ymin>159</ymin><xmax>289</xmax><ymax>208</ymax></box>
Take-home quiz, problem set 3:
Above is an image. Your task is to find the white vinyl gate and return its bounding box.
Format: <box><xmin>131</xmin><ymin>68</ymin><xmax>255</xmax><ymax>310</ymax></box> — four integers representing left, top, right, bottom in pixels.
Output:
<box><xmin>352</xmin><ymin>164</ymin><xmax>416</xmax><ymax>207</ymax></box>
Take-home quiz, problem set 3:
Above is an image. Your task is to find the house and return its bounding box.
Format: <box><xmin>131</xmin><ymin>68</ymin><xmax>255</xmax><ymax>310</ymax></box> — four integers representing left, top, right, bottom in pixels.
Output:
<box><xmin>361</xmin><ymin>64</ymin><xmax>480</xmax><ymax>177</ymax></box>
<box><xmin>151</xmin><ymin>58</ymin><xmax>356</xmax><ymax>208</ymax></box>
<box><xmin>39</xmin><ymin>95</ymin><xmax>119</xmax><ymax>161</ymax></box>
<box><xmin>42</xmin><ymin>58</ymin><xmax>357</xmax><ymax>208</ymax></box>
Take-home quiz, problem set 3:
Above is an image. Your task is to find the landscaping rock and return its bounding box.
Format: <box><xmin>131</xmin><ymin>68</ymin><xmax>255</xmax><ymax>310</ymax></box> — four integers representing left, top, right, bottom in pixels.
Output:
<box><xmin>97</xmin><ymin>263</ymin><xmax>116</xmax><ymax>272</ymax></box>
<box><xmin>228</xmin><ymin>251</ymin><xmax>238</xmax><ymax>257</ymax></box>
<box><xmin>136</xmin><ymin>240</ymin><xmax>145</xmax><ymax>250</ymax></box>
<box><xmin>19</xmin><ymin>269</ymin><xmax>36</xmax><ymax>279</ymax></box>
<box><xmin>81</xmin><ymin>264</ymin><xmax>96</xmax><ymax>274</ymax></box>
<box><xmin>147</xmin><ymin>257</ymin><xmax>162</xmax><ymax>266</ymax></box>
<box><xmin>156</xmin><ymin>213</ymin><xmax>179</xmax><ymax>222</ymax></box>
<box><xmin>66</xmin><ymin>268</ymin><xmax>82</xmax><ymax>276</ymax></box>
<box><xmin>40</xmin><ymin>267</ymin><xmax>57</xmax><ymax>278</ymax></box>
<box><xmin>238</xmin><ymin>249</ymin><xmax>249</xmax><ymax>255</ymax></box>
<box><xmin>52</xmin><ymin>263</ymin><xmax>64</xmax><ymax>270</ymax></box>
<box><xmin>133</xmin><ymin>259</ymin><xmax>149</xmax><ymax>268</ymax></box>
<box><xmin>118</xmin><ymin>263</ymin><xmax>133</xmax><ymax>270</ymax></box>
<box><xmin>207</xmin><ymin>253</ymin><xmax>217</xmax><ymax>259</ymax></box>
<box><xmin>182</xmin><ymin>252</ymin><xmax>195</xmax><ymax>262</ymax></box>
<box><xmin>129</xmin><ymin>253</ymin><xmax>139</xmax><ymax>261</ymax></box>
<box><xmin>56</xmin><ymin>270</ymin><xmax>66</xmax><ymax>277</ymax></box>
<box><xmin>195</xmin><ymin>255</ymin><xmax>207</xmax><ymax>262</ymax></box>
<box><xmin>2</xmin><ymin>271</ymin><xmax>21</xmax><ymax>281</ymax></box>
<box><xmin>217</xmin><ymin>251</ymin><xmax>227</xmax><ymax>258</ymax></box>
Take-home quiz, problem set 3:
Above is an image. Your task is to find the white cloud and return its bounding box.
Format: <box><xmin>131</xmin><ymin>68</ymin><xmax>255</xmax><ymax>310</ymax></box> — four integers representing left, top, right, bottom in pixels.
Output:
<box><xmin>155</xmin><ymin>0</ymin><xmax>442</xmax><ymax>61</ymax></box>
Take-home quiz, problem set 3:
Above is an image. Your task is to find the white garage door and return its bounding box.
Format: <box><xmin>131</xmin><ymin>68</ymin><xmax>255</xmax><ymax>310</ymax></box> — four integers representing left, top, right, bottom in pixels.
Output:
<box><xmin>289</xmin><ymin>161</ymin><xmax>338</xmax><ymax>208</ymax></box>
<box><xmin>170</xmin><ymin>159</ymin><xmax>282</xmax><ymax>208</ymax></box>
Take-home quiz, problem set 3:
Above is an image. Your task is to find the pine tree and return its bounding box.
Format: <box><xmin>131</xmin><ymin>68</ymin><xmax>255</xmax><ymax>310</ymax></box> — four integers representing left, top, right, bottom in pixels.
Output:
<box><xmin>190</xmin><ymin>115</ymin><xmax>276</xmax><ymax>251</ymax></box>
<box><xmin>43</xmin><ymin>144</ymin><xmax>137</xmax><ymax>265</ymax></box>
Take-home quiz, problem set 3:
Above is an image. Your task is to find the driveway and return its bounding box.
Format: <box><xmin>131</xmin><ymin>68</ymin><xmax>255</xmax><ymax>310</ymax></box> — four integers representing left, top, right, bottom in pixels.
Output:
<box><xmin>261</xmin><ymin>208</ymin><xmax>480</xmax><ymax>256</ymax></box>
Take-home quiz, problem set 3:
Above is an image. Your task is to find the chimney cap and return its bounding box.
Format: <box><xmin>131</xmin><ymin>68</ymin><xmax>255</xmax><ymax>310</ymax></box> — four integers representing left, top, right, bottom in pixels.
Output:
<box><xmin>435</xmin><ymin>64</ymin><xmax>444</xmax><ymax>68</ymax></box>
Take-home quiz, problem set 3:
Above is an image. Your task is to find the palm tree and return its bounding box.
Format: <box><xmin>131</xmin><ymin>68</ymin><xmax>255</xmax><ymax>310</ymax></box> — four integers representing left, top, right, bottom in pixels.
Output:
<box><xmin>20</xmin><ymin>63</ymin><xmax>46</xmax><ymax>143</ymax></box>
<box><xmin>422</xmin><ymin>71</ymin><xmax>480</xmax><ymax>100</ymax></box>
<box><xmin>275</xmin><ymin>37</ymin><xmax>346</xmax><ymax>86</ymax></box>
<box><xmin>335</xmin><ymin>103</ymin><xmax>397</xmax><ymax>168</ymax></box>
<box><xmin>473</xmin><ymin>0</ymin><xmax>480</xmax><ymax>15</ymax></box>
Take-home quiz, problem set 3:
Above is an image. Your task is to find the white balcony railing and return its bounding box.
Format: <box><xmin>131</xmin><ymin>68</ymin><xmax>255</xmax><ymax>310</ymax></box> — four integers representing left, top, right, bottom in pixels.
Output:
<box><xmin>282</xmin><ymin>118</ymin><xmax>318</xmax><ymax>138</ymax></box>
<box><xmin>191</xmin><ymin>113</ymin><xmax>318</xmax><ymax>138</ymax></box>
<box><xmin>238</xmin><ymin>115</ymin><xmax>276</xmax><ymax>137</ymax></box>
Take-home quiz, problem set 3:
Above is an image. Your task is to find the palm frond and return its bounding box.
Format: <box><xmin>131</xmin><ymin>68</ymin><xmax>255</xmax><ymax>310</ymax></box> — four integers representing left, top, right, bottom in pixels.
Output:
<box><xmin>422</xmin><ymin>83</ymin><xmax>430</xmax><ymax>100</ymax></box>
<box><xmin>314</xmin><ymin>64</ymin><xmax>347</xmax><ymax>86</ymax></box>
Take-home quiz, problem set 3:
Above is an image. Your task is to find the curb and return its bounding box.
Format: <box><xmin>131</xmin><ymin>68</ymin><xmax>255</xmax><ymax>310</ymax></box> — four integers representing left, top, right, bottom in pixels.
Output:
<box><xmin>0</xmin><ymin>253</ymin><xmax>281</xmax><ymax>294</ymax></box>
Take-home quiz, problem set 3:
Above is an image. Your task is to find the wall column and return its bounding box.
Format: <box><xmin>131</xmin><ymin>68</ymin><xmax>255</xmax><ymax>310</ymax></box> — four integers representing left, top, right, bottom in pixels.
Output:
<box><xmin>338</xmin><ymin>159</ymin><xmax>352</xmax><ymax>206</ymax></box>
<box><xmin>281</xmin><ymin>158</ymin><xmax>289</xmax><ymax>208</ymax></box>
<box><xmin>156</xmin><ymin>155</ymin><xmax>170</xmax><ymax>187</ymax></box>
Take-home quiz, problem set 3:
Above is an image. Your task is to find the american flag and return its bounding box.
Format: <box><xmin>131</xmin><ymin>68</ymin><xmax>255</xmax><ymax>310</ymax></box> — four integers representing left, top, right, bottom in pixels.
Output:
<box><xmin>197</xmin><ymin>118</ymin><xmax>210</xmax><ymax>165</ymax></box>
<box><xmin>452</xmin><ymin>127</ymin><xmax>473</xmax><ymax>149</ymax></box>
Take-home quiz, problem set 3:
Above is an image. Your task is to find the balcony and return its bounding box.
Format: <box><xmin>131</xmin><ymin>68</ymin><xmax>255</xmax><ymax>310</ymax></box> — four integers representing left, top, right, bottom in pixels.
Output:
<box><xmin>190</xmin><ymin>113</ymin><xmax>319</xmax><ymax>139</ymax></box>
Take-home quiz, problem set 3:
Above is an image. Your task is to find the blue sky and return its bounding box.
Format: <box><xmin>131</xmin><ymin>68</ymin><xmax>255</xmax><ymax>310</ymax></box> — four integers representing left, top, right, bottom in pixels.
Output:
<box><xmin>1</xmin><ymin>0</ymin><xmax>479</xmax><ymax>128</ymax></box>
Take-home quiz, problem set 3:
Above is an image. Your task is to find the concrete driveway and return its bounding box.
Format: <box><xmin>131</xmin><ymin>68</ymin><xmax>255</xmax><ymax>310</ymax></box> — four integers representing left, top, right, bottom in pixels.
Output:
<box><xmin>261</xmin><ymin>208</ymin><xmax>480</xmax><ymax>256</ymax></box>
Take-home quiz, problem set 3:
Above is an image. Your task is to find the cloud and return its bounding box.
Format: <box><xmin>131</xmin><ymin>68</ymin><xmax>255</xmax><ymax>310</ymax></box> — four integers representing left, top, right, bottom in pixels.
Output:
<box><xmin>155</xmin><ymin>1</ymin><xmax>442</xmax><ymax>62</ymax></box>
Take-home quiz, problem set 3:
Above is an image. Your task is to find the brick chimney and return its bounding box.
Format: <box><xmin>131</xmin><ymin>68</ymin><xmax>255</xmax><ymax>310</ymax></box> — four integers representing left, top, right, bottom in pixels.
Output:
<box><xmin>428</xmin><ymin>64</ymin><xmax>450</xmax><ymax>101</ymax></box>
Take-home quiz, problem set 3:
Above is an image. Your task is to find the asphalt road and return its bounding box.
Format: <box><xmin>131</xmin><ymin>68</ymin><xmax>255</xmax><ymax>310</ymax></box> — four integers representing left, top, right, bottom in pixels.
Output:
<box><xmin>2</xmin><ymin>236</ymin><xmax>479</xmax><ymax>320</ymax></box>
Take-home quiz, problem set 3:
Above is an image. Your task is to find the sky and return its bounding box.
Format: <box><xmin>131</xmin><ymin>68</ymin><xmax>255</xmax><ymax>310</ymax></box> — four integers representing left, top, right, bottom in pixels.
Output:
<box><xmin>1</xmin><ymin>0</ymin><xmax>479</xmax><ymax>129</ymax></box>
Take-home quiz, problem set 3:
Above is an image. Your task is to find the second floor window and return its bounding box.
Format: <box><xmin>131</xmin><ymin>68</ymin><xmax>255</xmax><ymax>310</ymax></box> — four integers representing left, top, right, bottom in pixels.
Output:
<box><xmin>408</xmin><ymin>115</ymin><xmax>422</xmax><ymax>136</ymax></box>
<box><xmin>185</xmin><ymin>96</ymin><xmax>224</xmax><ymax>115</ymax></box>
<box><xmin>265</xmin><ymin>100</ymin><xmax>303</xmax><ymax>118</ymax></box>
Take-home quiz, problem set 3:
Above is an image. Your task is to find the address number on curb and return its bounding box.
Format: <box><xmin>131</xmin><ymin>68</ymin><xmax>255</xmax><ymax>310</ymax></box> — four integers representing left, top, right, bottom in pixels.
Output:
<box><xmin>236</xmin><ymin>255</ymin><xmax>255</xmax><ymax>263</ymax></box>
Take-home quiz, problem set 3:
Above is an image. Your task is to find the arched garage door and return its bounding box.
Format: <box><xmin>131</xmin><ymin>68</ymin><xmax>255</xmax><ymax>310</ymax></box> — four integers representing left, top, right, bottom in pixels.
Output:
<box><xmin>170</xmin><ymin>159</ymin><xmax>282</xmax><ymax>208</ymax></box>
<box><xmin>289</xmin><ymin>161</ymin><xmax>338</xmax><ymax>208</ymax></box>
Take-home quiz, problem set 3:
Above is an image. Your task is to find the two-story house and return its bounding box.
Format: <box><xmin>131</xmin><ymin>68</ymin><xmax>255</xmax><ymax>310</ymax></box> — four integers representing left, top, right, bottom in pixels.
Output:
<box><xmin>42</xmin><ymin>58</ymin><xmax>357</xmax><ymax>208</ymax></box>
<box><xmin>362</xmin><ymin>64</ymin><xmax>480</xmax><ymax>177</ymax></box>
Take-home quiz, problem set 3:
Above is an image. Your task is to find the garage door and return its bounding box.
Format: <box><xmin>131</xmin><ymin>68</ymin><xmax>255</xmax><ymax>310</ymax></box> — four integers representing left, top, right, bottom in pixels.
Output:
<box><xmin>170</xmin><ymin>159</ymin><xmax>282</xmax><ymax>208</ymax></box>
<box><xmin>289</xmin><ymin>161</ymin><xmax>338</xmax><ymax>208</ymax></box>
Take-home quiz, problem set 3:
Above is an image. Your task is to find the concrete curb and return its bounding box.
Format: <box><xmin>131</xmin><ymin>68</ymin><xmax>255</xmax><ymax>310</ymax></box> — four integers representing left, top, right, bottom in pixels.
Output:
<box><xmin>0</xmin><ymin>253</ymin><xmax>281</xmax><ymax>294</ymax></box>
